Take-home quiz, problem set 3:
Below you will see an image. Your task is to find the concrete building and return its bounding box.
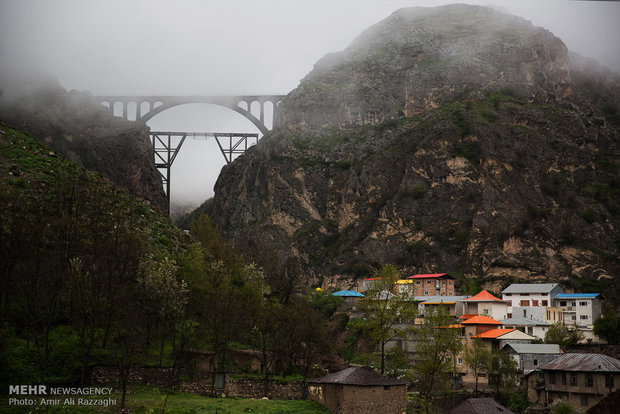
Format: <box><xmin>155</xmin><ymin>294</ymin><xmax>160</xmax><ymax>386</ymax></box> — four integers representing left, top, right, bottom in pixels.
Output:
<box><xmin>529</xmin><ymin>353</ymin><xmax>620</xmax><ymax>412</ymax></box>
<box><xmin>416</xmin><ymin>295</ymin><xmax>469</xmax><ymax>318</ymax></box>
<box><xmin>407</xmin><ymin>273</ymin><xmax>455</xmax><ymax>296</ymax></box>
<box><xmin>472</xmin><ymin>328</ymin><xmax>535</xmax><ymax>352</ymax></box>
<box><xmin>554</xmin><ymin>293</ymin><xmax>602</xmax><ymax>342</ymax></box>
<box><xmin>499</xmin><ymin>316</ymin><xmax>550</xmax><ymax>340</ymax></box>
<box><xmin>501</xmin><ymin>283</ymin><xmax>565</xmax><ymax>314</ymax></box>
<box><xmin>462</xmin><ymin>290</ymin><xmax>510</xmax><ymax>321</ymax></box>
<box><xmin>501</xmin><ymin>343</ymin><xmax>562</xmax><ymax>375</ymax></box>
<box><xmin>307</xmin><ymin>366</ymin><xmax>407</xmax><ymax>414</ymax></box>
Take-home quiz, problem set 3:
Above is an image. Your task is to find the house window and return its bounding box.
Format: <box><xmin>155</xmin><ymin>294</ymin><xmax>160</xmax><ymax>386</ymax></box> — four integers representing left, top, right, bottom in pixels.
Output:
<box><xmin>572</xmin><ymin>302</ymin><xmax>576</xmax><ymax>307</ymax></box>
<box><xmin>427</xmin><ymin>280</ymin><xmax>432</xmax><ymax>285</ymax></box>
<box><xmin>458</xmin><ymin>358</ymin><xmax>463</xmax><ymax>364</ymax></box>
<box><xmin>572</xmin><ymin>316</ymin><xmax>577</xmax><ymax>320</ymax></box>
<box><xmin>505</xmin><ymin>293</ymin><xmax>512</xmax><ymax>296</ymax></box>
<box><xmin>416</xmin><ymin>281</ymin><xmax>421</xmax><ymax>285</ymax></box>
<box><xmin>560</xmin><ymin>301</ymin><xmax>567</xmax><ymax>307</ymax></box>
<box><xmin>579</xmin><ymin>301</ymin><xmax>587</xmax><ymax>306</ymax></box>
<box><xmin>585</xmin><ymin>374</ymin><xmax>593</xmax><ymax>387</ymax></box>
<box><xmin>606</xmin><ymin>374</ymin><xmax>614</xmax><ymax>388</ymax></box>
<box><xmin>521</xmin><ymin>300</ymin><xmax>530</xmax><ymax>306</ymax></box>
<box><xmin>533</xmin><ymin>360</ymin><xmax>538</xmax><ymax>366</ymax></box>
<box><xmin>532</xmin><ymin>300</ymin><xmax>539</xmax><ymax>306</ymax></box>
<box><xmin>527</xmin><ymin>327</ymin><xmax>533</xmax><ymax>335</ymax></box>
<box><xmin>449</xmin><ymin>280</ymin><xmax>453</xmax><ymax>285</ymax></box>
<box><xmin>483</xmin><ymin>309</ymin><xmax>489</xmax><ymax>315</ymax></box>
<box><xmin>581</xmin><ymin>396</ymin><xmax>589</xmax><ymax>407</ymax></box>
<box><xmin>542</xmin><ymin>300</ymin><xmax>548</xmax><ymax>306</ymax></box>
<box><xmin>523</xmin><ymin>310</ymin><xmax>527</xmax><ymax>318</ymax></box>
<box><xmin>580</xmin><ymin>315</ymin><xmax>588</xmax><ymax>320</ymax></box>
<box><xmin>424</xmin><ymin>291</ymin><xmax>429</xmax><ymax>295</ymax></box>
<box><xmin>549</xmin><ymin>373</ymin><xmax>556</xmax><ymax>384</ymax></box>
<box><xmin>547</xmin><ymin>311</ymin><xmax>551</xmax><ymax>320</ymax></box>
<box><xmin>570</xmin><ymin>373</ymin><xmax>578</xmax><ymax>386</ymax></box>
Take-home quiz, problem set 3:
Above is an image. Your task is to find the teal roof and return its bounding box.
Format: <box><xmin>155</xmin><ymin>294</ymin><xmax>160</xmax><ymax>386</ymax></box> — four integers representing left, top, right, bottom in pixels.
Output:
<box><xmin>555</xmin><ymin>293</ymin><xmax>600</xmax><ymax>299</ymax></box>
<box><xmin>332</xmin><ymin>290</ymin><xmax>365</xmax><ymax>297</ymax></box>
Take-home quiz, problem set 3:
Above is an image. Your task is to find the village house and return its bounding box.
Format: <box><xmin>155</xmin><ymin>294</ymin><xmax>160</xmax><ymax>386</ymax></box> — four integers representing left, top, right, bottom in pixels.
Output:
<box><xmin>462</xmin><ymin>290</ymin><xmax>510</xmax><ymax>321</ymax></box>
<box><xmin>501</xmin><ymin>283</ymin><xmax>565</xmax><ymax>314</ymax></box>
<box><xmin>408</xmin><ymin>273</ymin><xmax>455</xmax><ymax>296</ymax></box>
<box><xmin>526</xmin><ymin>353</ymin><xmax>620</xmax><ymax>412</ymax></box>
<box><xmin>502</xmin><ymin>343</ymin><xmax>562</xmax><ymax>375</ymax></box>
<box><xmin>499</xmin><ymin>315</ymin><xmax>550</xmax><ymax>339</ymax></box>
<box><xmin>472</xmin><ymin>328</ymin><xmax>535</xmax><ymax>352</ymax></box>
<box><xmin>415</xmin><ymin>295</ymin><xmax>468</xmax><ymax>318</ymax></box>
<box><xmin>307</xmin><ymin>366</ymin><xmax>407</xmax><ymax>414</ymax></box>
<box><xmin>553</xmin><ymin>293</ymin><xmax>602</xmax><ymax>342</ymax></box>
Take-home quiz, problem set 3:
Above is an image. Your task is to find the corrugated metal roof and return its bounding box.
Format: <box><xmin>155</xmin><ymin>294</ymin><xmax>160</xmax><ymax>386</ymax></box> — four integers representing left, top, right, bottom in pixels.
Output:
<box><xmin>502</xmin><ymin>283</ymin><xmax>560</xmax><ymax>294</ymax></box>
<box><xmin>308</xmin><ymin>366</ymin><xmax>406</xmax><ymax>386</ymax></box>
<box><xmin>407</xmin><ymin>273</ymin><xmax>451</xmax><ymax>279</ymax></box>
<box><xmin>502</xmin><ymin>343</ymin><xmax>561</xmax><ymax>354</ymax></box>
<box><xmin>500</xmin><ymin>316</ymin><xmax>550</xmax><ymax>326</ymax></box>
<box><xmin>332</xmin><ymin>290</ymin><xmax>365</xmax><ymax>297</ymax></box>
<box><xmin>415</xmin><ymin>295</ymin><xmax>468</xmax><ymax>303</ymax></box>
<box><xmin>541</xmin><ymin>353</ymin><xmax>620</xmax><ymax>372</ymax></box>
<box><xmin>555</xmin><ymin>293</ymin><xmax>600</xmax><ymax>299</ymax></box>
<box><xmin>449</xmin><ymin>397</ymin><xmax>515</xmax><ymax>414</ymax></box>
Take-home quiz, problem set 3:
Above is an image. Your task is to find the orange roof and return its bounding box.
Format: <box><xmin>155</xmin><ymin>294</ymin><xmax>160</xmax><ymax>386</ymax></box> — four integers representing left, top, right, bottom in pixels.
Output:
<box><xmin>458</xmin><ymin>313</ymin><xmax>479</xmax><ymax>320</ymax></box>
<box><xmin>473</xmin><ymin>328</ymin><xmax>515</xmax><ymax>339</ymax></box>
<box><xmin>464</xmin><ymin>290</ymin><xmax>504</xmax><ymax>302</ymax></box>
<box><xmin>461</xmin><ymin>315</ymin><xmax>502</xmax><ymax>325</ymax></box>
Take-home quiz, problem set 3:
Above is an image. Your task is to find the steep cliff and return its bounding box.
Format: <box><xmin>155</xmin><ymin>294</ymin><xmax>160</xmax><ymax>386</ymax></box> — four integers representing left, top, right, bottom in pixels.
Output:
<box><xmin>208</xmin><ymin>5</ymin><xmax>619</xmax><ymax>293</ymax></box>
<box><xmin>0</xmin><ymin>74</ymin><xmax>167</xmax><ymax>213</ymax></box>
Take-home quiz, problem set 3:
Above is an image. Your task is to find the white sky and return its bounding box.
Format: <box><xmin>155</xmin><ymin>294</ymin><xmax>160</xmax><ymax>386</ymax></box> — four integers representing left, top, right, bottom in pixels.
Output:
<box><xmin>1</xmin><ymin>0</ymin><xmax>619</xmax><ymax>207</ymax></box>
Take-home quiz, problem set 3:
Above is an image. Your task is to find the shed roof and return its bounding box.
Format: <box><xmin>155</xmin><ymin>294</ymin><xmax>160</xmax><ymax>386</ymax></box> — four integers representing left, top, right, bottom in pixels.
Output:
<box><xmin>461</xmin><ymin>315</ymin><xmax>502</xmax><ymax>325</ymax></box>
<box><xmin>415</xmin><ymin>295</ymin><xmax>468</xmax><ymax>303</ymax></box>
<box><xmin>449</xmin><ymin>397</ymin><xmax>515</xmax><ymax>414</ymax></box>
<box><xmin>502</xmin><ymin>343</ymin><xmax>561</xmax><ymax>354</ymax></box>
<box><xmin>541</xmin><ymin>353</ymin><xmax>620</xmax><ymax>372</ymax></box>
<box><xmin>464</xmin><ymin>290</ymin><xmax>505</xmax><ymax>302</ymax></box>
<box><xmin>307</xmin><ymin>366</ymin><xmax>406</xmax><ymax>386</ymax></box>
<box><xmin>502</xmin><ymin>283</ymin><xmax>561</xmax><ymax>294</ymax></box>
<box><xmin>555</xmin><ymin>293</ymin><xmax>600</xmax><ymax>299</ymax></box>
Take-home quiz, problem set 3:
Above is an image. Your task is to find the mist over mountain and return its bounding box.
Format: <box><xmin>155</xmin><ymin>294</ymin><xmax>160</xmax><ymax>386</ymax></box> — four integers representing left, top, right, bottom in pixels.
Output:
<box><xmin>0</xmin><ymin>71</ymin><xmax>167</xmax><ymax>213</ymax></box>
<box><xmin>206</xmin><ymin>5</ymin><xmax>619</xmax><ymax>293</ymax></box>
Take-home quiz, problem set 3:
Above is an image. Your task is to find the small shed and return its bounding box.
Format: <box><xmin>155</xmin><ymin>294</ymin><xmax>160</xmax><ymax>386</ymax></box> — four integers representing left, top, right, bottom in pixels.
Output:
<box><xmin>307</xmin><ymin>366</ymin><xmax>407</xmax><ymax>414</ymax></box>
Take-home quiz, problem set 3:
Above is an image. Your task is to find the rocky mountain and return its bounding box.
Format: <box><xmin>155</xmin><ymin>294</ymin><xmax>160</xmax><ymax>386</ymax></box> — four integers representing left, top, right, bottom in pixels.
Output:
<box><xmin>0</xmin><ymin>73</ymin><xmax>167</xmax><ymax>213</ymax></box>
<box><xmin>207</xmin><ymin>5</ymin><xmax>619</xmax><ymax>294</ymax></box>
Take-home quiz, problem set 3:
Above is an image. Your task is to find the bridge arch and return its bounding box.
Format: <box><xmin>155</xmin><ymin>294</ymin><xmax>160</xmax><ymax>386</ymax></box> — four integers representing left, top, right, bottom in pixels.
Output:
<box><xmin>94</xmin><ymin>95</ymin><xmax>285</xmax><ymax>135</ymax></box>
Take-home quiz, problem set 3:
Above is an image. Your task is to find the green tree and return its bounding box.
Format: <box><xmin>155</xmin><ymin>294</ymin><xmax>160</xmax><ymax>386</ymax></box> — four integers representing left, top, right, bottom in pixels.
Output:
<box><xmin>488</xmin><ymin>351</ymin><xmax>519</xmax><ymax>402</ymax></box>
<box><xmin>414</xmin><ymin>306</ymin><xmax>463</xmax><ymax>405</ymax></box>
<box><xmin>544</xmin><ymin>321</ymin><xmax>585</xmax><ymax>347</ymax></box>
<box><xmin>593</xmin><ymin>305</ymin><xmax>620</xmax><ymax>345</ymax></box>
<box><xmin>464</xmin><ymin>337</ymin><xmax>492</xmax><ymax>394</ymax></box>
<box><xmin>357</xmin><ymin>265</ymin><xmax>417</xmax><ymax>374</ymax></box>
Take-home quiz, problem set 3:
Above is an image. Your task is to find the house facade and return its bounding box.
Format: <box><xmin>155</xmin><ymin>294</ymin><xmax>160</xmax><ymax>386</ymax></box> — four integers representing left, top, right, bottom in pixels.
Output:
<box><xmin>307</xmin><ymin>366</ymin><xmax>407</xmax><ymax>414</ymax></box>
<box><xmin>502</xmin><ymin>283</ymin><xmax>565</xmax><ymax>314</ymax></box>
<box><xmin>407</xmin><ymin>273</ymin><xmax>455</xmax><ymax>296</ymax></box>
<box><xmin>462</xmin><ymin>290</ymin><xmax>510</xmax><ymax>321</ymax></box>
<box><xmin>502</xmin><ymin>343</ymin><xmax>562</xmax><ymax>375</ymax></box>
<box><xmin>531</xmin><ymin>353</ymin><xmax>620</xmax><ymax>412</ymax></box>
<box><xmin>553</xmin><ymin>293</ymin><xmax>602</xmax><ymax>342</ymax></box>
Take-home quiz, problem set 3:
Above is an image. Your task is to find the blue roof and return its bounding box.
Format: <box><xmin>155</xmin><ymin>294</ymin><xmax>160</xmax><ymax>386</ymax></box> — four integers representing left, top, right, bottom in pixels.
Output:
<box><xmin>333</xmin><ymin>290</ymin><xmax>365</xmax><ymax>297</ymax></box>
<box><xmin>555</xmin><ymin>293</ymin><xmax>600</xmax><ymax>299</ymax></box>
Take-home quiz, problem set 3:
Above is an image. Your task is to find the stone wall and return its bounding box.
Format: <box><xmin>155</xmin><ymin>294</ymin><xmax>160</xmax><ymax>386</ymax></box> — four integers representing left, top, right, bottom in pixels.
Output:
<box><xmin>89</xmin><ymin>367</ymin><xmax>305</xmax><ymax>399</ymax></box>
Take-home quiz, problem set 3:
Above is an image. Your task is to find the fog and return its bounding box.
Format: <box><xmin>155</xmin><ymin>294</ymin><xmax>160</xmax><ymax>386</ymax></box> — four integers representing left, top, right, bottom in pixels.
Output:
<box><xmin>1</xmin><ymin>0</ymin><xmax>619</xmax><ymax>210</ymax></box>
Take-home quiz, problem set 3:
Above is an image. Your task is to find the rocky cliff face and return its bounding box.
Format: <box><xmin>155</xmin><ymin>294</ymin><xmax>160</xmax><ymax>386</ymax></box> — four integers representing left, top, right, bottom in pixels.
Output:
<box><xmin>0</xmin><ymin>74</ymin><xmax>167</xmax><ymax>213</ymax></box>
<box><xmin>208</xmin><ymin>5</ymin><xmax>619</xmax><ymax>293</ymax></box>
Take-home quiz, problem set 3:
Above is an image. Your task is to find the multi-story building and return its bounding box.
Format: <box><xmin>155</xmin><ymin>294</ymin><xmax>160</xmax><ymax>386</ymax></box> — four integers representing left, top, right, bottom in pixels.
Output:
<box><xmin>528</xmin><ymin>353</ymin><xmax>620</xmax><ymax>412</ymax></box>
<box><xmin>407</xmin><ymin>273</ymin><xmax>455</xmax><ymax>296</ymax></box>
<box><xmin>462</xmin><ymin>290</ymin><xmax>510</xmax><ymax>321</ymax></box>
<box><xmin>501</xmin><ymin>283</ymin><xmax>565</xmax><ymax>314</ymax></box>
<box><xmin>554</xmin><ymin>293</ymin><xmax>601</xmax><ymax>328</ymax></box>
<box><xmin>499</xmin><ymin>316</ymin><xmax>550</xmax><ymax>339</ymax></box>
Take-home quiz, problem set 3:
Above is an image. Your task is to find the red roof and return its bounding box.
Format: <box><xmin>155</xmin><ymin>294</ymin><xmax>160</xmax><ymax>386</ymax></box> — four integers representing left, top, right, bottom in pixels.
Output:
<box><xmin>473</xmin><ymin>328</ymin><xmax>515</xmax><ymax>339</ymax></box>
<box><xmin>458</xmin><ymin>313</ymin><xmax>479</xmax><ymax>320</ymax></box>
<box><xmin>407</xmin><ymin>273</ymin><xmax>451</xmax><ymax>279</ymax></box>
<box><xmin>362</xmin><ymin>277</ymin><xmax>384</xmax><ymax>281</ymax></box>
<box><xmin>464</xmin><ymin>290</ymin><xmax>504</xmax><ymax>302</ymax></box>
<box><xmin>461</xmin><ymin>315</ymin><xmax>502</xmax><ymax>325</ymax></box>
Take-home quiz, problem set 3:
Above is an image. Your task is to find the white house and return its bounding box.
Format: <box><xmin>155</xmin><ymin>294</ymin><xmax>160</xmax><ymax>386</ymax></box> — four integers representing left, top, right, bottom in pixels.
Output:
<box><xmin>499</xmin><ymin>316</ymin><xmax>550</xmax><ymax>340</ymax></box>
<box><xmin>502</xmin><ymin>283</ymin><xmax>565</xmax><ymax>314</ymax></box>
<box><xmin>462</xmin><ymin>290</ymin><xmax>510</xmax><ymax>321</ymax></box>
<box><xmin>553</xmin><ymin>293</ymin><xmax>602</xmax><ymax>342</ymax></box>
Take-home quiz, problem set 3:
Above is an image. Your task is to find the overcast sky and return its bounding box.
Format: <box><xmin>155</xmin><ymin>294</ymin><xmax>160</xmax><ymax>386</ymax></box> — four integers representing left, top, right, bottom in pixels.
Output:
<box><xmin>1</xmin><ymin>0</ymin><xmax>619</xmax><ymax>208</ymax></box>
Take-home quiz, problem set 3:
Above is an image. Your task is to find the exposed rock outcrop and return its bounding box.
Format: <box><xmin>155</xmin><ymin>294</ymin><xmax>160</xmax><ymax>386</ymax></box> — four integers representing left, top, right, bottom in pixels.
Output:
<box><xmin>0</xmin><ymin>73</ymin><xmax>167</xmax><ymax>213</ymax></box>
<box><xmin>207</xmin><ymin>5</ymin><xmax>619</xmax><ymax>294</ymax></box>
